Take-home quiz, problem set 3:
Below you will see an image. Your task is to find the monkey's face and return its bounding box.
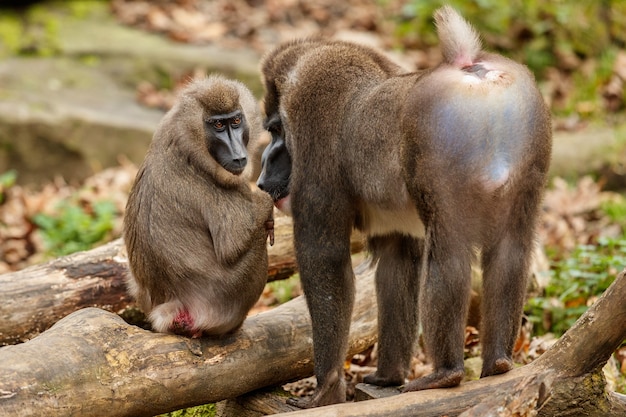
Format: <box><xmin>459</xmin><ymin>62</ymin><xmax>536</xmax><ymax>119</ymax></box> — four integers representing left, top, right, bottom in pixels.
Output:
<box><xmin>204</xmin><ymin>110</ymin><xmax>250</xmax><ymax>175</ymax></box>
<box><xmin>257</xmin><ymin>115</ymin><xmax>292</xmax><ymax>214</ymax></box>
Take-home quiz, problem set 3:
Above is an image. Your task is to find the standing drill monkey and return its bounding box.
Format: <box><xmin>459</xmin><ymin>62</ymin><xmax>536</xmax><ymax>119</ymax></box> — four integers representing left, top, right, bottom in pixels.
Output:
<box><xmin>124</xmin><ymin>75</ymin><xmax>274</xmax><ymax>338</ymax></box>
<box><xmin>257</xmin><ymin>6</ymin><xmax>552</xmax><ymax>407</ymax></box>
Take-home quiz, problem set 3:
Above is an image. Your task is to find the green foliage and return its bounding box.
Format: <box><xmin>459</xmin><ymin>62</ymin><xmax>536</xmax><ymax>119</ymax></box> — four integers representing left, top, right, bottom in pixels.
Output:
<box><xmin>562</xmin><ymin>48</ymin><xmax>619</xmax><ymax>117</ymax></box>
<box><xmin>391</xmin><ymin>1</ymin><xmax>625</xmax><ymax>117</ymax></box>
<box><xmin>267</xmin><ymin>275</ymin><xmax>302</xmax><ymax>305</ymax></box>
<box><xmin>526</xmin><ymin>237</ymin><xmax>626</xmax><ymax>336</ymax></box>
<box><xmin>0</xmin><ymin>12</ymin><xmax>23</xmax><ymax>57</ymax></box>
<box><xmin>393</xmin><ymin>1</ymin><xmax>624</xmax><ymax>72</ymax></box>
<box><xmin>33</xmin><ymin>199</ymin><xmax>116</xmax><ymax>257</ymax></box>
<box><xmin>0</xmin><ymin>5</ymin><xmax>62</xmax><ymax>57</ymax></box>
<box><xmin>0</xmin><ymin>170</ymin><xmax>17</xmax><ymax>204</ymax></box>
<box><xmin>602</xmin><ymin>195</ymin><xmax>626</xmax><ymax>230</ymax></box>
<box><xmin>0</xmin><ymin>1</ymin><xmax>100</xmax><ymax>58</ymax></box>
<box><xmin>159</xmin><ymin>404</ymin><xmax>216</xmax><ymax>417</ymax></box>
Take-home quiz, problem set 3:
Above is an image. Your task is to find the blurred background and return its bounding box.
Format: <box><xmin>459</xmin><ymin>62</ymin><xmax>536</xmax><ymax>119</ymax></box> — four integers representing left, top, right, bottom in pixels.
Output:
<box><xmin>0</xmin><ymin>0</ymin><xmax>625</xmax><ymax>410</ymax></box>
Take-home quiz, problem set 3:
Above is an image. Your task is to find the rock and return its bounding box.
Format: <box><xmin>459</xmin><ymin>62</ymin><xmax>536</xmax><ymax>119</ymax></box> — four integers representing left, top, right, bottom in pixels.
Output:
<box><xmin>0</xmin><ymin>57</ymin><xmax>161</xmax><ymax>186</ymax></box>
<box><xmin>0</xmin><ymin>3</ymin><xmax>262</xmax><ymax>187</ymax></box>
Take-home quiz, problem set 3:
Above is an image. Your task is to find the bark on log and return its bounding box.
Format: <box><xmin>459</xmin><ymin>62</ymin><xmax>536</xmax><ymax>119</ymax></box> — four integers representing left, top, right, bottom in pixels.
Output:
<box><xmin>0</xmin><ymin>215</ymin><xmax>365</xmax><ymax>345</ymax></box>
<box><xmin>270</xmin><ymin>269</ymin><xmax>626</xmax><ymax>417</ymax></box>
<box><xmin>0</xmin><ymin>261</ymin><xmax>377</xmax><ymax>417</ymax></box>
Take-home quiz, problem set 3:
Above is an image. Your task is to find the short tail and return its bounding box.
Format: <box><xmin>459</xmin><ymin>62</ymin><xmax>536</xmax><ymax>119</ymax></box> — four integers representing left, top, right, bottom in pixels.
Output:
<box><xmin>434</xmin><ymin>6</ymin><xmax>482</xmax><ymax>67</ymax></box>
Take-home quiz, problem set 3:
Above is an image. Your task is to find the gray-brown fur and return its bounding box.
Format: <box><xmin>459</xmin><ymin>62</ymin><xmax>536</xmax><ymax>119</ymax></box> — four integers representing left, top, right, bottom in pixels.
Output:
<box><xmin>124</xmin><ymin>75</ymin><xmax>274</xmax><ymax>337</ymax></box>
<box><xmin>257</xmin><ymin>6</ymin><xmax>551</xmax><ymax>407</ymax></box>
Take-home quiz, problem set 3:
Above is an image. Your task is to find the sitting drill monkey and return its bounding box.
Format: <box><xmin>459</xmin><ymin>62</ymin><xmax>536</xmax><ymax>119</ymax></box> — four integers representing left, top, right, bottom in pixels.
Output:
<box><xmin>124</xmin><ymin>75</ymin><xmax>274</xmax><ymax>338</ymax></box>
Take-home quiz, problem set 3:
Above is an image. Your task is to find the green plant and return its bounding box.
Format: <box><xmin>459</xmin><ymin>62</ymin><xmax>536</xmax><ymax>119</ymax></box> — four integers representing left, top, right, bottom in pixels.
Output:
<box><xmin>526</xmin><ymin>237</ymin><xmax>626</xmax><ymax>336</ymax></box>
<box><xmin>267</xmin><ymin>275</ymin><xmax>302</xmax><ymax>305</ymax></box>
<box><xmin>0</xmin><ymin>170</ymin><xmax>17</xmax><ymax>204</ymax></box>
<box><xmin>602</xmin><ymin>195</ymin><xmax>626</xmax><ymax>230</ymax></box>
<box><xmin>33</xmin><ymin>199</ymin><xmax>116</xmax><ymax>257</ymax></box>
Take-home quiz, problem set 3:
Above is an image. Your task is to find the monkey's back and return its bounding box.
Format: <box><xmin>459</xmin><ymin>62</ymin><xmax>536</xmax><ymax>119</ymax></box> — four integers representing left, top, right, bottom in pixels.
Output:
<box><xmin>270</xmin><ymin>39</ymin><xmax>551</xmax><ymax>243</ymax></box>
<box><xmin>273</xmin><ymin>43</ymin><xmax>425</xmax><ymax>232</ymax></box>
<box><xmin>277</xmin><ymin>42</ymin><xmax>406</xmax><ymax>196</ymax></box>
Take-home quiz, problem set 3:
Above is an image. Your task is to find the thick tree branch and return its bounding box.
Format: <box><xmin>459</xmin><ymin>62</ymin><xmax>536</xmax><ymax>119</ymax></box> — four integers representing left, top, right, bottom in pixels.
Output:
<box><xmin>0</xmin><ymin>261</ymin><xmax>376</xmax><ymax>417</ymax></box>
<box><xmin>0</xmin><ymin>215</ymin><xmax>365</xmax><ymax>345</ymax></box>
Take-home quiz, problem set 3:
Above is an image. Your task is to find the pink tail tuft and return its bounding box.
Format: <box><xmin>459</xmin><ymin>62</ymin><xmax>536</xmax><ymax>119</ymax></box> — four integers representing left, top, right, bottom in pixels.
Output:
<box><xmin>434</xmin><ymin>6</ymin><xmax>482</xmax><ymax>68</ymax></box>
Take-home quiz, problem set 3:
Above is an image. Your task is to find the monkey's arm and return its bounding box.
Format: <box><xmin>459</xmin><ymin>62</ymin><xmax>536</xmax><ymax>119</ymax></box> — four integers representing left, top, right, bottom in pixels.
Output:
<box><xmin>206</xmin><ymin>189</ymin><xmax>274</xmax><ymax>266</ymax></box>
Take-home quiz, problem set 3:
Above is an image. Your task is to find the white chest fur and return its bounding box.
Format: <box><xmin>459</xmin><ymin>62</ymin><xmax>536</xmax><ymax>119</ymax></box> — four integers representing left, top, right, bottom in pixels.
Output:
<box><xmin>360</xmin><ymin>202</ymin><xmax>425</xmax><ymax>239</ymax></box>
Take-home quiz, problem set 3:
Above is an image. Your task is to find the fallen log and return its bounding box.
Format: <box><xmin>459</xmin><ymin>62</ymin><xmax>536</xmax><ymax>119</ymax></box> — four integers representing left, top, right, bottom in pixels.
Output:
<box><xmin>0</xmin><ymin>261</ymin><xmax>377</xmax><ymax>417</ymax></box>
<box><xmin>0</xmin><ymin>215</ymin><xmax>365</xmax><ymax>345</ymax></box>
<box><xmin>2</xmin><ymin>263</ymin><xmax>625</xmax><ymax>417</ymax></box>
<box><xmin>269</xmin><ymin>269</ymin><xmax>626</xmax><ymax>417</ymax></box>
<box><xmin>3</xmin><ymin>232</ymin><xmax>624</xmax><ymax>417</ymax></box>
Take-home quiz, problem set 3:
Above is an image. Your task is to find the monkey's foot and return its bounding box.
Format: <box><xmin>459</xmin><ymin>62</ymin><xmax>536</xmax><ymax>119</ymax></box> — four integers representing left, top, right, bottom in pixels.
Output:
<box><xmin>170</xmin><ymin>309</ymin><xmax>203</xmax><ymax>338</ymax></box>
<box><xmin>286</xmin><ymin>397</ymin><xmax>314</xmax><ymax>409</ymax></box>
<box><xmin>363</xmin><ymin>371</ymin><xmax>404</xmax><ymax>387</ymax></box>
<box><xmin>286</xmin><ymin>375</ymin><xmax>346</xmax><ymax>409</ymax></box>
<box><xmin>481</xmin><ymin>357</ymin><xmax>513</xmax><ymax>378</ymax></box>
<box><xmin>402</xmin><ymin>368</ymin><xmax>464</xmax><ymax>392</ymax></box>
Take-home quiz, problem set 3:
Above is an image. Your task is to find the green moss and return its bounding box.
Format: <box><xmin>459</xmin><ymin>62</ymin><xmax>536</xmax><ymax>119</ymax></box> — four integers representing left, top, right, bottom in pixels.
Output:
<box><xmin>159</xmin><ymin>403</ymin><xmax>216</xmax><ymax>417</ymax></box>
<box><xmin>63</xmin><ymin>0</ymin><xmax>110</xmax><ymax>19</ymax></box>
<box><xmin>0</xmin><ymin>12</ymin><xmax>24</xmax><ymax>57</ymax></box>
<box><xmin>0</xmin><ymin>1</ymin><xmax>112</xmax><ymax>58</ymax></box>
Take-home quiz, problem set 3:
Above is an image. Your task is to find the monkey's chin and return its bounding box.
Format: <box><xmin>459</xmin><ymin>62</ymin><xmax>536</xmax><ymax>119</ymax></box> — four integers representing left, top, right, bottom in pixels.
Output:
<box><xmin>275</xmin><ymin>195</ymin><xmax>292</xmax><ymax>216</ymax></box>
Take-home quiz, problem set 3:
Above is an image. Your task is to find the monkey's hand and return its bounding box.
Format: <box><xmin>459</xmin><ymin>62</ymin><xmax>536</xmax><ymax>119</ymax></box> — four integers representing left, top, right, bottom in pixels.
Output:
<box><xmin>253</xmin><ymin>188</ymin><xmax>275</xmax><ymax>245</ymax></box>
<box><xmin>265</xmin><ymin>219</ymin><xmax>275</xmax><ymax>246</ymax></box>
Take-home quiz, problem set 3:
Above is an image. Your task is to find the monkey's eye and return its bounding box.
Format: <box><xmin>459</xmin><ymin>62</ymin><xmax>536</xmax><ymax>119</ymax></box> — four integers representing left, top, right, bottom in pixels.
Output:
<box><xmin>232</xmin><ymin>116</ymin><xmax>242</xmax><ymax>128</ymax></box>
<box><xmin>212</xmin><ymin>120</ymin><xmax>225</xmax><ymax>131</ymax></box>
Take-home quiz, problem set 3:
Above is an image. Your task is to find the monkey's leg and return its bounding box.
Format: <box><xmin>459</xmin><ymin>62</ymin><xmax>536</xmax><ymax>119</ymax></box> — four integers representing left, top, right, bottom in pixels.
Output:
<box><xmin>480</xmin><ymin>196</ymin><xmax>537</xmax><ymax>377</ymax></box>
<box><xmin>364</xmin><ymin>234</ymin><xmax>421</xmax><ymax>387</ymax></box>
<box><xmin>403</xmin><ymin>223</ymin><xmax>470</xmax><ymax>392</ymax></box>
<box><xmin>287</xmin><ymin>198</ymin><xmax>356</xmax><ymax>408</ymax></box>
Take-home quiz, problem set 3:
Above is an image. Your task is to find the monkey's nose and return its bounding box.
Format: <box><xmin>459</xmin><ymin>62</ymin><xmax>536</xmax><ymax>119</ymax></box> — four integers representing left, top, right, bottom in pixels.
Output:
<box><xmin>257</xmin><ymin>171</ymin><xmax>269</xmax><ymax>191</ymax></box>
<box><xmin>233</xmin><ymin>157</ymin><xmax>247</xmax><ymax>168</ymax></box>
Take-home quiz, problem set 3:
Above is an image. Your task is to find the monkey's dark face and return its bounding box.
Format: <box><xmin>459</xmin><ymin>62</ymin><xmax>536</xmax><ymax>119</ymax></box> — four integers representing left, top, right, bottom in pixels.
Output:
<box><xmin>205</xmin><ymin>110</ymin><xmax>249</xmax><ymax>175</ymax></box>
<box><xmin>257</xmin><ymin>115</ymin><xmax>292</xmax><ymax>214</ymax></box>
